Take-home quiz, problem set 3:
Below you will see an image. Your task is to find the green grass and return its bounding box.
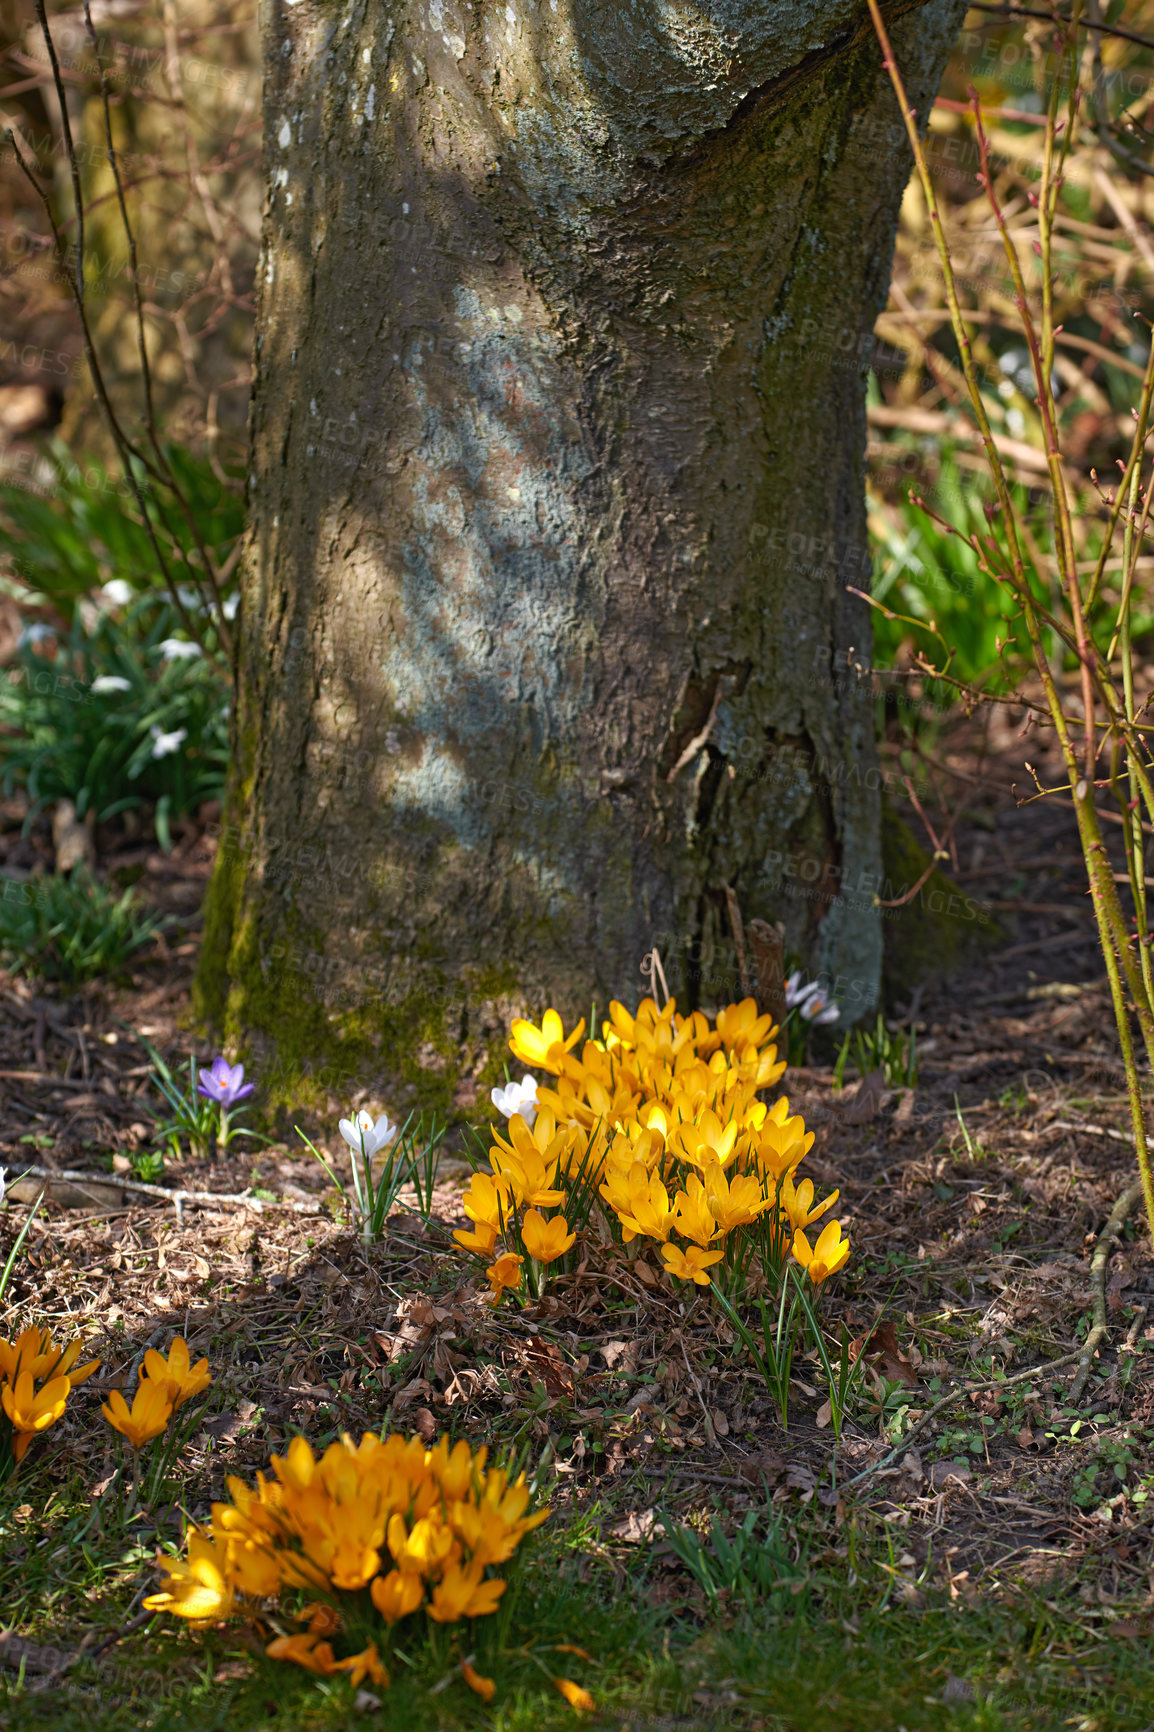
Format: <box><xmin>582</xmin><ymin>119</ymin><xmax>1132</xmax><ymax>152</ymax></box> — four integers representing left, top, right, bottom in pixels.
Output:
<box><xmin>0</xmin><ymin>868</ymin><xmax>165</xmax><ymax>983</ymax></box>
<box><xmin>3</xmin><ymin>1477</ymin><xmax>1151</xmax><ymax>1732</ymax></box>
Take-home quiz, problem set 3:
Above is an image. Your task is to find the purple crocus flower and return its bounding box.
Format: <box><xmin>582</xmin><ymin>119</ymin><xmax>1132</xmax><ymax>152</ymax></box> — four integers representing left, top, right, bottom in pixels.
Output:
<box><xmin>197</xmin><ymin>1055</ymin><xmax>254</xmax><ymax>1108</ymax></box>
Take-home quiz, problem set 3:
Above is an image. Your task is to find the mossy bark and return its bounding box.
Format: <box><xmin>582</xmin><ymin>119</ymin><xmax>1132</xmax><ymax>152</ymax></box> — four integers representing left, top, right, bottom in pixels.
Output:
<box><xmin>198</xmin><ymin>0</ymin><xmax>966</xmax><ymax>1110</ymax></box>
<box><xmin>879</xmin><ymin>804</ymin><xmax>1004</xmax><ymax>1007</ymax></box>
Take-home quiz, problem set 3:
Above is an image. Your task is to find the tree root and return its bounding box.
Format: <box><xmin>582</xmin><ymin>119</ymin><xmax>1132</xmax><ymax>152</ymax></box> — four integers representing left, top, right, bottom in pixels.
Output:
<box><xmin>1069</xmin><ymin>1177</ymin><xmax>1145</xmax><ymax>1403</ymax></box>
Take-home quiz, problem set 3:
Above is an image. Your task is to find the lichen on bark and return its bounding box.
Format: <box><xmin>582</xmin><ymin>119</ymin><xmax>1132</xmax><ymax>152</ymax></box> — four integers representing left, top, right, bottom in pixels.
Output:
<box><xmin>199</xmin><ymin>0</ymin><xmax>968</xmax><ymax>1103</ymax></box>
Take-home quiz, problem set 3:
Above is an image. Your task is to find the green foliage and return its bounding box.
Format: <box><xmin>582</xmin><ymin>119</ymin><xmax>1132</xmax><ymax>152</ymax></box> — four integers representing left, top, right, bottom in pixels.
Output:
<box><xmin>129</xmin><ymin>1149</ymin><xmax>166</xmax><ymax>1184</ymax></box>
<box><xmin>139</xmin><ymin>1047</ymin><xmax>262</xmax><ymax>1161</ymax></box>
<box><xmin>0</xmin><ymin>869</ymin><xmax>165</xmax><ymax>983</ymax></box>
<box><xmin>0</xmin><ymin>440</ymin><xmax>243</xmax><ymax>626</ymax></box>
<box><xmin>869</xmin><ymin>469</ymin><xmax>1022</xmax><ymax>693</ymax></box>
<box><xmin>952</xmin><ymin>1094</ymin><xmax>992</xmax><ymax>1164</ymax></box>
<box><xmin>0</xmin><ymin>593</ymin><xmax>229</xmax><ymax>835</ymax></box>
<box><xmin>868</xmin><ymin>452</ymin><xmax>1154</xmax><ymax>702</ymax></box>
<box><xmin>658</xmin><ymin>1504</ymin><xmax>807</xmax><ymax>1609</ymax></box>
<box><xmin>0</xmin><ymin>1184</ymin><xmax>44</xmax><ymax>1309</ymax></box>
<box><xmin>299</xmin><ymin>1111</ymin><xmax>446</xmax><ymax>1243</ymax></box>
<box><xmin>834</xmin><ymin>1012</ymin><xmax>918</xmax><ymax>1089</ymax></box>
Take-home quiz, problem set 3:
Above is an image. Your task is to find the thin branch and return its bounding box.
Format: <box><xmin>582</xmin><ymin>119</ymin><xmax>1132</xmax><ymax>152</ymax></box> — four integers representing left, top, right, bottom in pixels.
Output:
<box><xmin>3</xmin><ymin>134</ymin><xmax>208</xmax><ymax>655</ymax></box>
<box><xmin>1069</xmin><ymin>1179</ymin><xmax>1144</xmax><ymax>1401</ymax></box>
<box><xmin>968</xmin><ymin>1</ymin><xmax>1154</xmax><ymax>52</ymax></box>
<box><xmin>12</xmin><ymin>1167</ymin><xmax>328</xmax><ymax>1221</ymax></box>
<box><xmin>31</xmin><ymin>0</ymin><xmax>83</xmax><ymax>298</ymax></box>
<box><xmin>844</xmin><ymin>1349</ymin><xmax>1087</xmax><ymax>1490</ymax></box>
<box><xmin>83</xmin><ymin>0</ymin><xmax>232</xmax><ymax>647</ymax></box>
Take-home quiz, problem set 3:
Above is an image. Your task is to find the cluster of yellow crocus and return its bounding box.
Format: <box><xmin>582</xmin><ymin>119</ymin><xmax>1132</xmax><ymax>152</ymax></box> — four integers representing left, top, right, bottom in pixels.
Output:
<box><xmin>0</xmin><ymin>1326</ymin><xmax>99</xmax><ymax>1469</ymax></box>
<box><xmin>102</xmin><ymin>1336</ymin><xmax>211</xmax><ymax>1450</ymax></box>
<box><xmin>460</xmin><ymin>997</ymin><xmax>849</xmax><ymax>1298</ymax></box>
<box><xmin>145</xmin><ymin>1431</ymin><xmax>549</xmax><ymax>1699</ymax></box>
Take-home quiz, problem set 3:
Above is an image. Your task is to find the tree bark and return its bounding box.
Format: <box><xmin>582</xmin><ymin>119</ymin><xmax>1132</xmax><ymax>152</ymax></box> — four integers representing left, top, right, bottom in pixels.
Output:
<box><xmin>198</xmin><ymin>0</ymin><xmax>966</xmax><ymax>1111</ymax></box>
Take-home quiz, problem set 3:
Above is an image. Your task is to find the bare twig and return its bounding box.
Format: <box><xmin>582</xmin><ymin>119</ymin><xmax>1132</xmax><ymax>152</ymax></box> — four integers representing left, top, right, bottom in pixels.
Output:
<box><xmin>968</xmin><ymin>0</ymin><xmax>1154</xmax><ymax>53</ymax></box>
<box><xmin>80</xmin><ymin>0</ymin><xmax>231</xmax><ymax>648</ymax></box>
<box><xmin>11</xmin><ymin>1166</ymin><xmax>327</xmax><ymax>1220</ymax></box>
<box><xmin>844</xmin><ymin>1351</ymin><xmax>1085</xmax><ymax>1491</ymax></box>
<box><xmin>1069</xmin><ymin>1178</ymin><xmax>1144</xmax><ymax>1402</ymax></box>
<box><xmin>866</xmin><ymin>0</ymin><xmax>1154</xmax><ymax>1252</ymax></box>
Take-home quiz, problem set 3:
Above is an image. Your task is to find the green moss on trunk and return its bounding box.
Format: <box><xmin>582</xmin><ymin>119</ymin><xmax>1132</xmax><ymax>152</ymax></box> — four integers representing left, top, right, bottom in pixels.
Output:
<box><xmin>881</xmin><ymin>805</ymin><xmax>1003</xmax><ymax>1006</ymax></box>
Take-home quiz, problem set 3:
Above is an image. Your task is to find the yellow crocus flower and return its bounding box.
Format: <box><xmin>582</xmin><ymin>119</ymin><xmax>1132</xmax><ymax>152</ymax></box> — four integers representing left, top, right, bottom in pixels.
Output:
<box><xmin>454</xmin><ymin>1219</ymin><xmax>499</xmax><ymax>1257</ymax></box>
<box><xmin>0</xmin><ymin>1326</ymin><xmax>52</xmax><ymax>1384</ymax></box>
<box><xmin>555</xmin><ymin>1678</ymin><xmax>596</xmax><ymax>1712</ymax></box>
<box><xmin>332</xmin><ymin>1643</ymin><xmax>389</xmax><ymax>1688</ymax></box>
<box><xmin>102</xmin><ymin>1381</ymin><xmax>173</xmax><ymax>1449</ymax></box>
<box><xmin>386</xmin><ymin>1511</ymin><xmax>454</xmax><ymax>1576</ymax></box>
<box><xmin>485</xmin><ymin>1251</ymin><xmax>524</xmax><ymax>1302</ymax></box>
<box><xmin>704</xmin><ymin>1165</ymin><xmax>770</xmax><ymax>1234</ymax></box>
<box><xmin>462</xmin><ymin>1660</ymin><xmax>497</xmax><ymax>1700</ymax></box>
<box><xmin>265</xmin><ymin>1631</ymin><xmax>339</xmax><ymax>1673</ymax></box>
<box><xmin>427</xmin><ymin>1560</ymin><xmax>505</xmax><ymax>1622</ymax></box>
<box><xmin>670</xmin><ymin>1174</ymin><xmax>720</xmax><ymax>1247</ymax></box>
<box><xmin>1</xmin><ymin>1370</ymin><xmax>70</xmax><ymax>1461</ymax></box>
<box><xmin>714</xmin><ymin>997</ymin><xmax>775</xmax><ymax>1051</ymax></box>
<box><xmin>615</xmin><ymin>1165</ymin><xmax>674</xmax><ymax>1244</ymax></box>
<box><xmin>661</xmin><ymin>1242</ymin><xmax>724</xmax><ymax>1285</ymax></box>
<box><xmin>671</xmin><ymin>1108</ymin><xmax>739</xmax><ymax>1172</ymax></box>
<box><xmin>143</xmin><ymin>1530</ymin><xmax>235</xmax><ymax>1624</ymax></box>
<box><xmin>371</xmin><ymin>1566</ymin><xmax>425</xmax><ymax>1622</ymax></box>
<box><xmin>779</xmin><ymin>1175</ymin><xmax>839</xmax><ymax>1232</ymax></box>
<box><xmin>509</xmin><ymin>1009</ymin><xmax>585</xmax><ymax>1073</ymax></box>
<box><xmin>141</xmin><ymin>1337</ymin><xmax>211</xmax><ymax>1410</ymax></box>
<box><xmin>428</xmin><ymin>1435</ymin><xmax>486</xmax><ymax>1499</ymax></box>
<box><xmin>792</xmin><ymin>1219</ymin><xmax>851</xmax><ymax>1284</ymax></box>
<box><xmin>460</xmin><ymin>1170</ymin><xmax>513</xmax><ymax>1231</ymax></box>
<box><xmin>520</xmin><ymin>1209</ymin><xmax>575</xmax><ymax>1263</ymax></box>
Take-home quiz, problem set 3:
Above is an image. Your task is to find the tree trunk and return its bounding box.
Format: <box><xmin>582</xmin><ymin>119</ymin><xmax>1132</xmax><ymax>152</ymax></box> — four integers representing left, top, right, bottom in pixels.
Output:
<box><xmin>198</xmin><ymin>0</ymin><xmax>965</xmax><ymax>1113</ymax></box>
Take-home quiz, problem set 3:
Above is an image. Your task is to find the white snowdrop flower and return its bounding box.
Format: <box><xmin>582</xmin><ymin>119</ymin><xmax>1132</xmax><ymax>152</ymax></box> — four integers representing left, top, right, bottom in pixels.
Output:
<box><xmin>150</xmin><ymin>725</ymin><xmax>187</xmax><ymax>759</ymax></box>
<box><xmin>222</xmin><ymin>593</ymin><xmax>241</xmax><ymax>620</ymax></box>
<box><xmin>491</xmin><ymin>1074</ymin><xmax>538</xmax><ymax>1127</ymax></box>
<box><xmin>338</xmin><ymin>1109</ymin><xmax>398</xmax><ymax>1161</ymax></box>
<box><xmin>159</xmin><ymin>638</ymin><xmax>202</xmax><ymax>661</ymax></box>
<box><xmin>17</xmin><ymin>623</ymin><xmax>52</xmax><ymax>647</ymax></box>
<box><xmin>90</xmin><ymin>675</ymin><xmax>131</xmax><ymax>694</ymax></box>
<box><xmin>100</xmin><ymin>579</ymin><xmax>134</xmax><ymax>607</ymax></box>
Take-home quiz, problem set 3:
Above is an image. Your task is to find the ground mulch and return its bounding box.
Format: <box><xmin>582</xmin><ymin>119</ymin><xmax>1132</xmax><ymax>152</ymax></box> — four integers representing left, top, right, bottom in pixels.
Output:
<box><xmin>0</xmin><ymin>704</ymin><xmax>1152</xmax><ymax>1658</ymax></box>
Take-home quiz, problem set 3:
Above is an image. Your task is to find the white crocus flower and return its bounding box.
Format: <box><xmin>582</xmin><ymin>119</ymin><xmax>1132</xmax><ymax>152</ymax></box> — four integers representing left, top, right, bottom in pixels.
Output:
<box><xmin>785</xmin><ymin>970</ymin><xmax>840</xmax><ymax>1024</ymax></box>
<box><xmin>100</xmin><ymin>579</ymin><xmax>134</xmax><ymax>607</ymax></box>
<box><xmin>150</xmin><ymin>725</ymin><xmax>188</xmax><ymax>759</ymax></box>
<box><xmin>159</xmin><ymin>637</ymin><xmax>202</xmax><ymax>660</ymax></box>
<box><xmin>90</xmin><ymin>675</ymin><xmax>132</xmax><ymax>694</ymax></box>
<box><xmin>491</xmin><ymin>1074</ymin><xmax>538</xmax><ymax>1127</ymax></box>
<box><xmin>338</xmin><ymin>1109</ymin><xmax>398</xmax><ymax>1161</ymax></box>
